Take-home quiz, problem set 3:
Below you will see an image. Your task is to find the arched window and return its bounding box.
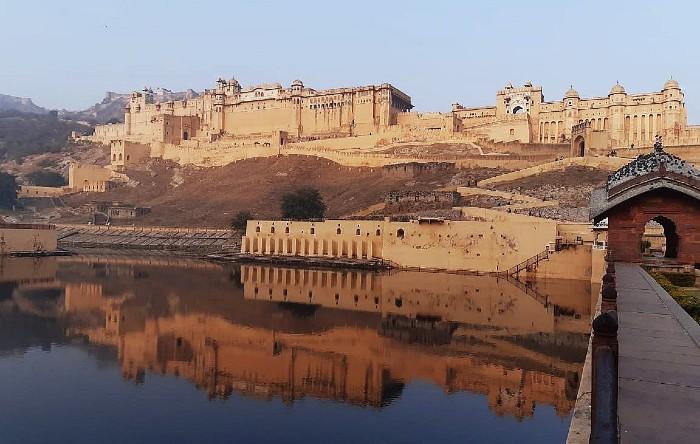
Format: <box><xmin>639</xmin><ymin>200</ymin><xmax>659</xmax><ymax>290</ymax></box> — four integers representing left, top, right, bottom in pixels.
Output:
<box><xmin>255</xmin><ymin>226</ymin><xmax>261</xmax><ymax>233</ymax></box>
<box><xmin>270</xmin><ymin>226</ymin><xmax>275</xmax><ymax>234</ymax></box>
<box><xmin>310</xmin><ymin>227</ymin><xmax>315</xmax><ymax>235</ymax></box>
<box><xmin>356</xmin><ymin>228</ymin><xmax>361</xmax><ymax>236</ymax></box>
<box><xmin>376</xmin><ymin>229</ymin><xmax>381</xmax><ymax>236</ymax></box>
<box><xmin>285</xmin><ymin>226</ymin><xmax>289</xmax><ymax>234</ymax></box>
<box><xmin>183</xmin><ymin>131</ymin><xmax>189</xmax><ymax>140</ymax></box>
<box><xmin>396</xmin><ymin>228</ymin><xmax>405</xmax><ymax>239</ymax></box>
<box><xmin>336</xmin><ymin>228</ymin><xmax>341</xmax><ymax>235</ymax></box>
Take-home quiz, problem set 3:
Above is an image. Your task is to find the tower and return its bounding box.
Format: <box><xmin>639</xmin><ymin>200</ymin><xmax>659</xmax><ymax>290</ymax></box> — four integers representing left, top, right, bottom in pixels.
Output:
<box><xmin>662</xmin><ymin>78</ymin><xmax>683</xmax><ymax>142</ymax></box>
<box><xmin>607</xmin><ymin>83</ymin><xmax>627</xmax><ymax>146</ymax></box>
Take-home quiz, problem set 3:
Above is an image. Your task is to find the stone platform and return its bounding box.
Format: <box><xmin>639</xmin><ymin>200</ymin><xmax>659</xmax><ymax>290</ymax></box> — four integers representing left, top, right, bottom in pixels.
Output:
<box><xmin>616</xmin><ymin>263</ymin><xmax>700</xmax><ymax>443</ymax></box>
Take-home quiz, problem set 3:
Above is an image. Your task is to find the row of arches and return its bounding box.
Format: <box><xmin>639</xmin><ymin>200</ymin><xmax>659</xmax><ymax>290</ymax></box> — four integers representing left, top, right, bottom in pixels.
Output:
<box><xmin>624</xmin><ymin>113</ymin><xmax>662</xmax><ymax>144</ymax></box>
<box><xmin>243</xmin><ymin>235</ymin><xmax>378</xmax><ymax>259</ymax></box>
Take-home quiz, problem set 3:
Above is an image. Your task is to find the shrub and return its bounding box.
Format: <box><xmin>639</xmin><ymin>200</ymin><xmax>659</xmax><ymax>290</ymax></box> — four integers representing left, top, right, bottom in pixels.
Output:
<box><xmin>280</xmin><ymin>188</ymin><xmax>326</xmax><ymax>220</ymax></box>
<box><xmin>231</xmin><ymin>210</ymin><xmax>252</xmax><ymax>230</ymax></box>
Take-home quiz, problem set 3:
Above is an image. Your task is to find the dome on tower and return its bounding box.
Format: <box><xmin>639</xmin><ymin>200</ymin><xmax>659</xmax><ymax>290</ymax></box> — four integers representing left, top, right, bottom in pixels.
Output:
<box><xmin>291</xmin><ymin>79</ymin><xmax>304</xmax><ymax>87</ymax></box>
<box><xmin>609</xmin><ymin>83</ymin><xmax>626</xmax><ymax>95</ymax></box>
<box><xmin>564</xmin><ymin>87</ymin><xmax>579</xmax><ymax>99</ymax></box>
<box><xmin>663</xmin><ymin>78</ymin><xmax>680</xmax><ymax>90</ymax></box>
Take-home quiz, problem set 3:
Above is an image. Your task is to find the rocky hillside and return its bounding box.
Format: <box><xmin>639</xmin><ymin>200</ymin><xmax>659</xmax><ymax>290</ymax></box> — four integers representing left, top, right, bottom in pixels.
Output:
<box><xmin>0</xmin><ymin>110</ymin><xmax>91</xmax><ymax>160</ymax></box>
<box><xmin>0</xmin><ymin>94</ymin><xmax>47</xmax><ymax>114</ymax></box>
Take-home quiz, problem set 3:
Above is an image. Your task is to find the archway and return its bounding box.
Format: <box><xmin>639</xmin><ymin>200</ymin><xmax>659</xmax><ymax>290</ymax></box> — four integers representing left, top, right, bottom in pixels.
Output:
<box><xmin>183</xmin><ymin>131</ymin><xmax>189</xmax><ymax>141</ymax></box>
<box><xmin>512</xmin><ymin>106</ymin><xmax>524</xmax><ymax>114</ymax></box>
<box><xmin>641</xmin><ymin>216</ymin><xmax>678</xmax><ymax>259</ymax></box>
<box><xmin>574</xmin><ymin>136</ymin><xmax>585</xmax><ymax>157</ymax></box>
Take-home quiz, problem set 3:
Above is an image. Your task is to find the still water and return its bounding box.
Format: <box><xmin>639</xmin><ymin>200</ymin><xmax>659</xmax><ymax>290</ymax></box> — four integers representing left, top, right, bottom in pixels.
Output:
<box><xmin>0</xmin><ymin>254</ymin><xmax>594</xmax><ymax>444</ymax></box>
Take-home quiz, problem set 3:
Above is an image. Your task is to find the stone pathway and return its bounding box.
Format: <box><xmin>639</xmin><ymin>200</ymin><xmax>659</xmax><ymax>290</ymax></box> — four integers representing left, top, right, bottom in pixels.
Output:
<box><xmin>615</xmin><ymin>263</ymin><xmax>700</xmax><ymax>443</ymax></box>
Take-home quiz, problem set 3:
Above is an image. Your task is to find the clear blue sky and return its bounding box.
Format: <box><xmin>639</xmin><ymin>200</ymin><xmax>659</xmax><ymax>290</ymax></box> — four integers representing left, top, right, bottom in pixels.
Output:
<box><xmin>1</xmin><ymin>0</ymin><xmax>698</xmax><ymax>120</ymax></box>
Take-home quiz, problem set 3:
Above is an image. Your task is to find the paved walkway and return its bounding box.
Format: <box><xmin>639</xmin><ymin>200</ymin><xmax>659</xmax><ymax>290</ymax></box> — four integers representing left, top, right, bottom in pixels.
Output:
<box><xmin>615</xmin><ymin>263</ymin><xmax>700</xmax><ymax>443</ymax></box>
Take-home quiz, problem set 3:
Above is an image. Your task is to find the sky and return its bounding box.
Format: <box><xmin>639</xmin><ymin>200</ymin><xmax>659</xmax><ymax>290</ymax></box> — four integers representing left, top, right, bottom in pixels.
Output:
<box><xmin>1</xmin><ymin>0</ymin><xmax>698</xmax><ymax>120</ymax></box>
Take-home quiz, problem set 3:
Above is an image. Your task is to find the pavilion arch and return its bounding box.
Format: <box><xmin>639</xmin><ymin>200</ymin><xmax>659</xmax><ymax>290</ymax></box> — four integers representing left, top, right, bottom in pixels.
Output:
<box><xmin>642</xmin><ymin>215</ymin><xmax>679</xmax><ymax>259</ymax></box>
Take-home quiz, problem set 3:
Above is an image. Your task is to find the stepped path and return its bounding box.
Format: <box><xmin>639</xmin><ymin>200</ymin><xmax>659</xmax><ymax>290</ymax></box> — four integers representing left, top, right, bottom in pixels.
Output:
<box><xmin>56</xmin><ymin>224</ymin><xmax>240</xmax><ymax>252</ymax></box>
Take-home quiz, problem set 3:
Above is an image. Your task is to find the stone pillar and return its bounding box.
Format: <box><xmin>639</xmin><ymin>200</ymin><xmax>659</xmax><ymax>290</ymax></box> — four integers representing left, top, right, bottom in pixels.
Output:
<box><xmin>367</xmin><ymin>241</ymin><xmax>374</xmax><ymax>259</ymax></box>
<box><xmin>241</xmin><ymin>236</ymin><xmax>248</xmax><ymax>253</ymax></box>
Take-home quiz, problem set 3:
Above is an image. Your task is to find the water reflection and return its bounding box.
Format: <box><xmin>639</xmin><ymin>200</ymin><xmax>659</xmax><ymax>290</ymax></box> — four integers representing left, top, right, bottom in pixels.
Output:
<box><xmin>0</xmin><ymin>255</ymin><xmax>593</xmax><ymax>422</ymax></box>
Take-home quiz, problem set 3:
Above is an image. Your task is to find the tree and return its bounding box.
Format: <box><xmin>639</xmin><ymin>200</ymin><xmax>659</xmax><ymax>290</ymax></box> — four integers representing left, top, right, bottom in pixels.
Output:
<box><xmin>0</xmin><ymin>171</ymin><xmax>18</xmax><ymax>209</ymax></box>
<box><xmin>27</xmin><ymin>170</ymin><xmax>67</xmax><ymax>187</ymax></box>
<box><xmin>231</xmin><ymin>210</ymin><xmax>253</xmax><ymax>230</ymax></box>
<box><xmin>281</xmin><ymin>188</ymin><xmax>326</xmax><ymax>220</ymax></box>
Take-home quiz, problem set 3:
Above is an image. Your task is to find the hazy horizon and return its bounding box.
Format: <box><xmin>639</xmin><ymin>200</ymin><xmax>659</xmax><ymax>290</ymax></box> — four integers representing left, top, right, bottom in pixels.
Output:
<box><xmin>2</xmin><ymin>0</ymin><xmax>698</xmax><ymax>121</ymax></box>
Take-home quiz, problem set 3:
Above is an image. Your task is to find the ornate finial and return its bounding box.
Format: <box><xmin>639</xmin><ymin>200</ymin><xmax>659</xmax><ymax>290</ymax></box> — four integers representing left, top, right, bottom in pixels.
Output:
<box><xmin>654</xmin><ymin>135</ymin><xmax>664</xmax><ymax>153</ymax></box>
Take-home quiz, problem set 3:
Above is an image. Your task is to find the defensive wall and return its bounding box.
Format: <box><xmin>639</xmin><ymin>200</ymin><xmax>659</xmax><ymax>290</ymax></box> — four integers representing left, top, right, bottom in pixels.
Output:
<box><xmin>477</xmin><ymin>156</ymin><xmax>629</xmax><ymax>187</ymax></box>
<box><xmin>241</xmin><ymin>209</ymin><xmax>603</xmax><ymax>279</ymax></box>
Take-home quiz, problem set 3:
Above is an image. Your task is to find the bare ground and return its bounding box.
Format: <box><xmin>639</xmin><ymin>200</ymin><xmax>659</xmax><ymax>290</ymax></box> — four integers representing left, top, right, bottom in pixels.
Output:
<box><xmin>61</xmin><ymin>155</ymin><xmax>501</xmax><ymax>227</ymax></box>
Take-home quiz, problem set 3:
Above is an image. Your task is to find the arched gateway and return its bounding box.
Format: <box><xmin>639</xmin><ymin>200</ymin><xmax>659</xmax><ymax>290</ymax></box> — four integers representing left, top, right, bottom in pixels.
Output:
<box><xmin>590</xmin><ymin>137</ymin><xmax>700</xmax><ymax>264</ymax></box>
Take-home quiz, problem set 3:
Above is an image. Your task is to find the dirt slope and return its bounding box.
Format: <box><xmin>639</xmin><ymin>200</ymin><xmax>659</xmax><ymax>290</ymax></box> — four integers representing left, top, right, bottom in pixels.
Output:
<box><xmin>64</xmin><ymin>155</ymin><xmax>474</xmax><ymax>227</ymax></box>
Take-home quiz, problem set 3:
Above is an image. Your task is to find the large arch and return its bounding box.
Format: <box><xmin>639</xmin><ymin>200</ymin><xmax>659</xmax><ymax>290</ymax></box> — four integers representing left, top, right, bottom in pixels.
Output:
<box><xmin>642</xmin><ymin>215</ymin><xmax>679</xmax><ymax>259</ymax></box>
<box><xmin>574</xmin><ymin>136</ymin><xmax>585</xmax><ymax>157</ymax></box>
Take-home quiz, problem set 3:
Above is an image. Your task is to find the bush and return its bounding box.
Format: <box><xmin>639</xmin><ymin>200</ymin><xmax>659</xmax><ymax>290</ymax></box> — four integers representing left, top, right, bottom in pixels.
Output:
<box><xmin>280</xmin><ymin>188</ymin><xmax>326</xmax><ymax>220</ymax></box>
<box><xmin>649</xmin><ymin>271</ymin><xmax>700</xmax><ymax>323</ymax></box>
<box><xmin>231</xmin><ymin>210</ymin><xmax>252</xmax><ymax>230</ymax></box>
<box><xmin>663</xmin><ymin>272</ymin><xmax>696</xmax><ymax>288</ymax></box>
<box><xmin>26</xmin><ymin>170</ymin><xmax>66</xmax><ymax>187</ymax></box>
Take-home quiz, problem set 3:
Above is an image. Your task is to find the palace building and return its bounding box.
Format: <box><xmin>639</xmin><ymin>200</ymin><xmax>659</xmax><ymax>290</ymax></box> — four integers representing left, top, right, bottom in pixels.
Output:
<box><xmin>87</xmin><ymin>77</ymin><xmax>699</xmax><ymax>168</ymax></box>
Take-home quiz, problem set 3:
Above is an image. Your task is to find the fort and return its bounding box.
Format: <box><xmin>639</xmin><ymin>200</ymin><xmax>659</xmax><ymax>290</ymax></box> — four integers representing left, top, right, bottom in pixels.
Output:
<box><xmin>82</xmin><ymin>77</ymin><xmax>700</xmax><ymax>169</ymax></box>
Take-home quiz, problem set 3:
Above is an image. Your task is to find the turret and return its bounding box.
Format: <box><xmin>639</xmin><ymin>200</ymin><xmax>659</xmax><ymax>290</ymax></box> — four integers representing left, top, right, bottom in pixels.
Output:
<box><xmin>607</xmin><ymin>82</ymin><xmax>627</xmax><ymax>145</ymax></box>
<box><xmin>662</xmin><ymin>78</ymin><xmax>684</xmax><ymax>140</ymax></box>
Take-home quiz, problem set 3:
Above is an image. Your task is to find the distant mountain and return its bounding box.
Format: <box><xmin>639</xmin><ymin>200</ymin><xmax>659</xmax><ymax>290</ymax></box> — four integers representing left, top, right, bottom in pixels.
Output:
<box><xmin>60</xmin><ymin>88</ymin><xmax>200</xmax><ymax>124</ymax></box>
<box><xmin>0</xmin><ymin>94</ymin><xmax>48</xmax><ymax>114</ymax></box>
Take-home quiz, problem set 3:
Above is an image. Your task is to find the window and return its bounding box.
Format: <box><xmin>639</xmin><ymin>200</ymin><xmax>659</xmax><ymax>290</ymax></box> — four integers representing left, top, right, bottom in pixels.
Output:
<box><xmin>270</xmin><ymin>227</ymin><xmax>275</xmax><ymax>234</ymax></box>
<box><xmin>356</xmin><ymin>228</ymin><xmax>361</xmax><ymax>235</ymax></box>
<box><xmin>255</xmin><ymin>226</ymin><xmax>261</xmax><ymax>233</ymax></box>
<box><xmin>376</xmin><ymin>229</ymin><xmax>381</xmax><ymax>236</ymax></box>
<box><xmin>396</xmin><ymin>229</ymin><xmax>405</xmax><ymax>239</ymax></box>
<box><xmin>310</xmin><ymin>227</ymin><xmax>315</xmax><ymax>235</ymax></box>
<box><xmin>336</xmin><ymin>228</ymin><xmax>341</xmax><ymax>235</ymax></box>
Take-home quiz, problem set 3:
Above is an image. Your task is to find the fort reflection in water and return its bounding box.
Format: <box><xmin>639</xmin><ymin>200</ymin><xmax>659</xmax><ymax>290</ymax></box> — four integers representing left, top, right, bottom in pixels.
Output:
<box><xmin>0</xmin><ymin>255</ymin><xmax>593</xmax><ymax>421</ymax></box>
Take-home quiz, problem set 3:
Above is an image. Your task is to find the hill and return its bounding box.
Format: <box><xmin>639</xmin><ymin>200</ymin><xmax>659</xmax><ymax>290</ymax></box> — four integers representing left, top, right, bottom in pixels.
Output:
<box><xmin>0</xmin><ymin>94</ymin><xmax>47</xmax><ymax>114</ymax></box>
<box><xmin>0</xmin><ymin>110</ymin><xmax>91</xmax><ymax>160</ymax></box>
<box><xmin>62</xmin><ymin>156</ymin><xmax>499</xmax><ymax>227</ymax></box>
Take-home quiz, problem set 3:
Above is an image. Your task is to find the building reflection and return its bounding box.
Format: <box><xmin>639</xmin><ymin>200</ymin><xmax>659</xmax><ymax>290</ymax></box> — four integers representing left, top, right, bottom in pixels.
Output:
<box><xmin>0</xmin><ymin>256</ymin><xmax>593</xmax><ymax>420</ymax></box>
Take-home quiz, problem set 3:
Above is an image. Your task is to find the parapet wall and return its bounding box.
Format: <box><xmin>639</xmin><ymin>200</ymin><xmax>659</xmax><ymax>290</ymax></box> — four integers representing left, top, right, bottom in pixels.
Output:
<box><xmin>477</xmin><ymin>157</ymin><xmax>628</xmax><ymax>187</ymax></box>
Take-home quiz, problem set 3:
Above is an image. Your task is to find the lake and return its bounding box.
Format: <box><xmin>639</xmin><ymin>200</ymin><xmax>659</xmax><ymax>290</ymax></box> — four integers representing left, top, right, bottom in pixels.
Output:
<box><xmin>0</xmin><ymin>254</ymin><xmax>594</xmax><ymax>444</ymax></box>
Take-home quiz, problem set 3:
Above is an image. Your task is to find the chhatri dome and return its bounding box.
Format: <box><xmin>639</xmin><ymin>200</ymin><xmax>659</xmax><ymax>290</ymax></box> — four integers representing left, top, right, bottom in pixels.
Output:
<box><xmin>291</xmin><ymin>79</ymin><xmax>304</xmax><ymax>87</ymax></box>
<box><xmin>564</xmin><ymin>86</ymin><xmax>579</xmax><ymax>99</ymax></box>
<box><xmin>610</xmin><ymin>82</ymin><xmax>626</xmax><ymax>95</ymax></box>
<box><xmin>663</xmin><ymin>78</ymin><xmax>680</xmax><ymax>90</ymax></box>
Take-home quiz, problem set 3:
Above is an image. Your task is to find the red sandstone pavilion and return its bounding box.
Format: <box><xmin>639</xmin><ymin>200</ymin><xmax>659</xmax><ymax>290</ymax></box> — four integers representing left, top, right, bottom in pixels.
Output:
<box><xmin>591</xmin><ymin>136</ymin><xmax>700</xmax><ymax>265</ymax></box>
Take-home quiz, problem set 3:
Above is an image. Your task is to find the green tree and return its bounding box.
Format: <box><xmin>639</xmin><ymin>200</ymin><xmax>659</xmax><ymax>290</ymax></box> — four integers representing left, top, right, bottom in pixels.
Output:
<box><xmin>26</xmin><ymin>170</ymin><xmax>67</xmax><ymax>187</ymax></box>
<box><xmin>0</xmin><ymin>171</ymin><xmax>18</xmax><ymax>209</ymax></box>
<box><xmin>231</xmin><ymin>210</ymin><xmax>253</xmax><ymax>230</ymax></box>
<box><xmin>281</xmin><ymin>188</ymin><xmax>326</xmax><ymax>220</ymax></box>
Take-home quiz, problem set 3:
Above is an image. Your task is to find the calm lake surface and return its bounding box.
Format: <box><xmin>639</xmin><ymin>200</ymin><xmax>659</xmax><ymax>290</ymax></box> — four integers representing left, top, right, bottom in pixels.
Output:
<box><xmin>0</xmin><ymin>254</ymin><xmax>594</xmax><ymax>444</ymax></box>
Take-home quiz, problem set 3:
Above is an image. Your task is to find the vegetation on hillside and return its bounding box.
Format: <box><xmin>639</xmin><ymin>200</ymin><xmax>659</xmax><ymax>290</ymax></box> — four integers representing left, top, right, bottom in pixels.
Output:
<box><xmin>230</xmin><ymin>210</ymin><xmax>253</xmax><ymax>230</ymax></box>
<box><xmin>0</xmin><ymin>110</ymin><xmax>91</xmax><ymax>160</ymax></box>
<box><xmin>26</xmin><ymin>170</ymin><xmax>67</xmax><ymax>187</ymax></box>
<box><xmin>648</xmin><ymin>271</ymin><xmax>700</xmax><ymax>323</ymax></box>
<box><xmin>0</xmin><ymin>171</ymin><xmax>19</xmax><ymax>209</ymax></box>
<box><xmin>280</xmin><ymin>188</ymin><xmax>326</xmax><ymax>220</ymax></box>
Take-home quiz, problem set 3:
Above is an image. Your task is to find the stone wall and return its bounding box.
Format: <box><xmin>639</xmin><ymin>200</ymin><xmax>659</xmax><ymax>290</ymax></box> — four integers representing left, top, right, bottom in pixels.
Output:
<box><xmin>0</xmin><ymin>224</ymin><xmax>57</xmax><ymax>253</ymax></box>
